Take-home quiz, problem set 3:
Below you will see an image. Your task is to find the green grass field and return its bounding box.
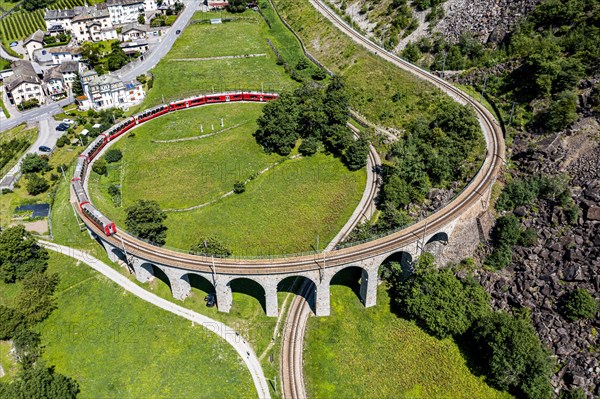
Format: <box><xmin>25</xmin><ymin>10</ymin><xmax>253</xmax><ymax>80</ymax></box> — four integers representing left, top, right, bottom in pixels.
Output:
<box><xmin>271</xmin><ymin>0</ymin><xmax>444</xmax><ymax>130</ymax></box>
<box><xmin>88</xmin><ymin>103</ymin><xmax>365</xmax><ymax>255</ymax></box>
<box><xmin>143</xmin><ymin>10</ymin><xmax>305</xmax><ymax>107</ymax></box>
<box><xmin>304</xmin><ymin>281</ymin><xmax>513</xmax><ymax>399</ymax></box>
<box><xmin>0</xmin><ymin>251</ymin><xmax>255</xmax><ymax>398</ymax></box>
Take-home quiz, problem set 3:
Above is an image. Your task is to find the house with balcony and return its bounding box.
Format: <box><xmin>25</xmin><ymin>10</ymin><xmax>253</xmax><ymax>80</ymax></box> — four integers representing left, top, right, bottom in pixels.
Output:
<box><xmin>80</xmin><ymin>69</ymin><xmax>144</xmax><ymax>110</ymax></box>
<box><xmin>4</xmin><ymin>60</ymin><xmax>46</xmax><ymax>108</ymax></box>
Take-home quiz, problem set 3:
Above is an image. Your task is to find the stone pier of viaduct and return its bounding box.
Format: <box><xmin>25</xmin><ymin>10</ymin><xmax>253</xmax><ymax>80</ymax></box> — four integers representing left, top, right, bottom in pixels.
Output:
<box><xmin>97</xmin><ymin>195</ymin><xmax>490</xmax><ymax>317</ymax></box>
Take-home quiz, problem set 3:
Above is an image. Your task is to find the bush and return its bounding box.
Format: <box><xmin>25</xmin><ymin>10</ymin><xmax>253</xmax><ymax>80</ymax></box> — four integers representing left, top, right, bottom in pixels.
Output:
<box><xmin>125</xmin><ymin>200</ymin><xmax>168</xmax><ymax>245</ymax></box>
<box><xmin>390</xmin><ymin>254</ymin><xmax>491</xmax><ymax>339</ymax></box>
<box><xmin>559</xmin><ymin>388</ymin><xmax>586</xmax><ymax>399</ymax></box>
<box><xmin>295</xmin><ymin>59</ymin><xmax>309</xmax><ymax>70</ymax></box>
<box><xmin>233</xmin><ymin>181</ymin><xmax>245</xmax><ymax>194</ymax></box>
<box><xmin>342</xmin><ymin>137</ymin><xmax>369</xmax><ymax>171</ymax></box>
<box><xmin>108</xmin><ymin>184</ymin><xmax>120</xmax><ymax>197</ymax></box>
<box><xmin>21</xmin><ymin>154</ymin><xmax>50</xmax><ymax>174</ymax></box>
<box><xmin>25</xmin><ymin>174</ymin><xmax>49</xmax><ymax>195</ymax></box>
<box><xmin>559</xmin><ymin>288</ymin><xmax>598</xmax><ymax>321</ymax></box>
<box><xmin>312</xmin><ymin>68</ymin><xmax>327</xmax><ymax>80</ymax></box>
<box><xmin>0</xmin><ymin>226</ymin><xmax>49</xmax><ymax>283</ymax></box>
<box><xmin>56</xmin><ymin>135</ymin><xmax>69</xmax><ymax>148</ymax></box>
<box><xmin>92</xmin><ymin>159</ymin><xmax>107</xmax><ymax>175</ymax></box>
<box><xmin>299</xmin><ymin>136</ymin><xmax>319</xmax><ymax>156</ymax></box>
<box><xmin>518</xmin><ymin>227</ymin><xmax>538</xmax><ymax>246</ymax></box>
<box><xmin>470</xmin><ymin>312</ymin><xmax>553</xmax><ymax>399</ymax></box>
<box><xmin>0</xmin><ymin>305</ymin><xmax>25</xmax><ymax>340</ymax></box>
<box><xmin>484</xmin><ymin>244</ymin><xmax>513</xmax><ymax>270</ymax></box>
<box><xmin>104</xmin><ymin>148</ymin><xmax>123</xmax><ymax>163</ymax></box>
<box><xmin>491</xmin><ymin>214</ymin><xmax>521</xmax><ymax>247</ymax></box>
<box><xmin>190</xmin><ymin>237</ymin><xmax>231</xmax><ymax>257</ymax></box>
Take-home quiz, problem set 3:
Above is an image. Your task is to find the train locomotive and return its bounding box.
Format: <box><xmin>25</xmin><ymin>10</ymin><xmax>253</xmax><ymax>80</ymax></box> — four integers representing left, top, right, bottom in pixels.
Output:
<box><xmin>71</xmin><ymin>91</ymin><xmax>278</xmax><ymax>237</ymax></box>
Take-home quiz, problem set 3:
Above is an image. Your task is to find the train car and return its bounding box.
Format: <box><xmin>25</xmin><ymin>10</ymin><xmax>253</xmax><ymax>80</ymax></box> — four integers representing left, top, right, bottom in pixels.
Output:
<box><xmin>205</xmin><ymin>93</ymin><xmax>229</xmax><ymax>103</ymax></box>
<box><xmin>108</xmin><ymin>117</ymin><xmax>136</xmax><ymax>141</ymax></box>
<box><xmin>136</xmin><ymin>105</ymin><xmax>169</xmax><ymax>124</ymax></box>
<box><xmin>84</xmin><ymin>134</ymin><xmax>108</xmax><ymax>161</ymax></box>
<box><xmin>81</xmin><ymin>203</ymin><xmax>117</xmax><ymax>236</ymax></box>
<box><xmin>262</xmin><ymin>92</ymin><xmax>278</xmax><ymax>101</ymax></box>
<box><xmin>170</xmin><ymin>99</ymin><xmax>190</xmax><ymax>111</ymax></box>
<box><xmin>188</xmin><ymin>95</ymin><xmax>206</xmax><ymax>107</ymax></box>
<box><xmin>72</xmin><ymin>156</ymin><xmax>87</xmax><ymax>182</ymax></box>
<box><xmin>242</xmin><ymin>92</ymin><xmax>278</xmax><ymax>102</ymax></box>
<box><xmin>72</xmin><ymin>180</ymin><xmax>89</xmax><ymax>209</ymax></box>
<box><xmin>228</xmin><ymin>93</ymin><xmax>243</xmax><ymax>102</ymax></box>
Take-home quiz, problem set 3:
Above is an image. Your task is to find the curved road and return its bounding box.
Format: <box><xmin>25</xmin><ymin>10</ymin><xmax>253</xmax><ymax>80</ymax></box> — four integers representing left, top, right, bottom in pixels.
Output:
<box><xmin>40</xmin><ymin>241</ymin><xmax>271</xmax><ymax>399</ymax></box>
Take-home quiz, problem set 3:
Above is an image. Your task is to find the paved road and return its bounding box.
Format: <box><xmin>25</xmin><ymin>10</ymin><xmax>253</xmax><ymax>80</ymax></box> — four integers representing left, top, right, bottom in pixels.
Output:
<box><xmin>0</xmin><ymin>45</ymin><xmax>20</xmax><ymax>62</ymax></box>
<box><xmin>0</xmin><ymin>0</ymin><xmax>200</xmax><ymax>133</ymax></box>
<box><xmin>40</xmin><ymin>241</ymin><xmax>272</xmax><ymax>399</ymax></box>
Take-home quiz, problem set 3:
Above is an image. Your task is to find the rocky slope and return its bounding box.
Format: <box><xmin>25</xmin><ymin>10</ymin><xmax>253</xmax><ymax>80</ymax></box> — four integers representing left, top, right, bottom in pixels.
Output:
<box><xmin>474</xmin><ymin>88</ymin><xmax>600</xmax><ymax>396</ymax></box>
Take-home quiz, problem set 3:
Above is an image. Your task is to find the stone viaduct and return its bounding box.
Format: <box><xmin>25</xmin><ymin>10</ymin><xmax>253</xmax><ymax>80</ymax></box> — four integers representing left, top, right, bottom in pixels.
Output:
<box><xmin>96</xmin><ymin>193</ymin><xmax>491</xmax><ymax>317</ymax></box>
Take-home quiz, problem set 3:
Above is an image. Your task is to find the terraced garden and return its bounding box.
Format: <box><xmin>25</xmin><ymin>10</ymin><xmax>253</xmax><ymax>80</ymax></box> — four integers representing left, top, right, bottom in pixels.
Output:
<box><xmin>88</xmin><ymin>103</ymin><xmax>366</xmax><ymax>255</ymax></box>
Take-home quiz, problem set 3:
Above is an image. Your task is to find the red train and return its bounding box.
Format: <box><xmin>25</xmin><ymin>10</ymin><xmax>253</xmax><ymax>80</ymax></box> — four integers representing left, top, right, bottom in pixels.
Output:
<box><xmin>72</xmin><ymin>91</ymin><xmax>278</xmax><ymax>237</ymax></box>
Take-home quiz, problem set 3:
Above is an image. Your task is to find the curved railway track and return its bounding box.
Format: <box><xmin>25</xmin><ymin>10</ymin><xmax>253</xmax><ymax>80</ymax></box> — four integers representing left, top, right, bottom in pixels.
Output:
<box><xmin>73</xmin><ymin>0</ymin><xmax>504</xmax><ymax>277</ymax></box>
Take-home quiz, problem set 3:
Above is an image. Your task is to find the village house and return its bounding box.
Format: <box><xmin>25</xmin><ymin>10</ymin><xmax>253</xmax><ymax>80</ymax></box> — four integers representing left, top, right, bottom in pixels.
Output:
<box><xmin>4</xmin><ymin>60</ymin><xmax>46</xmax><ymax>108</ymax></box>
<box><xmin>121</xmin><ymin>22</ymin><xmax>147</xmax><ymax>41</ymax></box>
<box><xmin>79</xmin><ymin>69</ymin><xmax>145</xmax><ymax>110</ymax></box>
<box><xmin>23</xmin><ymin>30</ymin><xmax>45</xmax><ymax>60</ymax></box>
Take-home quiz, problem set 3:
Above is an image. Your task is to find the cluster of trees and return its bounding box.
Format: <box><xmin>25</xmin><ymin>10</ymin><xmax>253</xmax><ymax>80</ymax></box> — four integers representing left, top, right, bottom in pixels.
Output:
<box><xmin>190</xmin><ymin>237</ymin><xmax>231</xmax><ymax>257</ymax></box>
<box><xmin>349</xmin><ymin>99</ymin><xmax>483</xmax><ymax>240</ymax></box>
<box><xmin>486</xmin><ymin>175</ymin><xmax>578</xmax><ymax>269</ymax></box>
<box><xmin>403</xmin><ymin>0</ymin><xmax>600</xmax><ymax>133</ymax></box>
<box><xmin>382</xmin><ymin>254</ymin><xmax>553</xmax><ymax>398</ymax></box>
<box><xmin>226</xmin><ymin>0</ymin><xmax>248</xmax><ymax>12</ymax></box>
<box><xmin>21</xmin><ymin>154</ymin><xmax>52</xmax><ymax>196</ymax></box>
<box><xmin>125</xmin><ymin>200</ymin><xmax>168</xmax><ymax>245</ymax></box>
<box><xmin>0</xmin><ymin>136</ymin><xmax>31</xmax><ymax>171</ymax></box>
<box><xmin>254</xmin><ymin>77</ymin><xmax>369</xmax><ymax>171</ymax></box>
<box><xmin>81</xmin><ymin>41</ymin><xmax>131</xmax><ymax>75</ymax></box>
<box><xmin>0</xmin><ymin>226</ymin><xmax>79</xmax><ymax>398</ymax></box>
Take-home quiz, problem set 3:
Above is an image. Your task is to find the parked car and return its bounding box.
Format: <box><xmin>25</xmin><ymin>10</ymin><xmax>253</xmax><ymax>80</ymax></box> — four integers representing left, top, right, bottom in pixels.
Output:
<box><xmin>9</xmin><ymin>41</ymin><xmax>17</xmax><ymax>47</ymax></box>
<box><xmin>38</xmin><ymin>146</ymin><xmax>52</xmax><ymax>153</ymax></box>
<box><xmin>205</xmin><ymin>293</ymin><xmax>216</xmax><ymax>307</ymax></box>
<box><xmin>176</xmin><ymin>29</ymin><xmax>181</xmax><ymax>34</ymax></box>
<box><xmin>62</xmin><ymin>119</ymin><xmax>74</xmax><ymax>125</ymax></box>
<box><xmin>56</xmin><ymin>123</ymin><xmax>69</xmax><ymax>131</ymax></box>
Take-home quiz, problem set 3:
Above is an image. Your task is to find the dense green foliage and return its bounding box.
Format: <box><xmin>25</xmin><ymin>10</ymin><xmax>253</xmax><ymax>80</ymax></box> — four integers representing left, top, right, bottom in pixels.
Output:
<box><xmin>0</xmin><ymin>364</ymin><xmax>79</xmax><ymax>399</ymax></box>
<box><xmin>406</xmin><ymin>0</ymin><xmax>600</xmax><ymax>133</ymax></box>
<box><xmin>190</xmin><ymin>236</ymin><xmax>232</xmax><ymax>257</ymax></box>
<box><xmin>559</xmin><ymin>388</ymin><xmax>587</xmax><ymax>399</ymax></box>
<box><xmin>21</xmin><ymin>154</ymin><xmax>51</xmax><ymax>174</ymax></box>
<box><xmin>559</xmin><ymin>288</ymin><xmax>599</xmax><ymax>321</ymax></box>
<box><xmin>254</xmin><ymin>77</ymin><xmax>368</xmax><ymax>170</ymax></box>
<box><xmin>104</xmin><ymin>148</ymin><xmax>123</xmax><ymax>163</ymax></box>
<box><xmin>496</xmin><ymin>175</ymin><xmax>571</xmax><ymax>211</ymax></box>
<box><xmin>387</xmin><ymin>253</ymin><xmax>490</xmax><ymax>338</ymax></box>
<box><xmin>92</xmin><ymin>158</ymin><xmax>107</xmax><ymax>175</ymax></box>
<box><xmin>25</xmin><ymin>173</ymin><xmax>50</xmax><ymax>195</ymax></box>
<box><xmin>125</xmin><ymin>200</ymin><xmax>168</xmax><ymax>245</ymax></box>
<box><xmin>0</xmin><ymin>136</ymin><xmax>31</xmax><ymax>172</ymax></box>
<box><xmin>470</xmin><ymin>312</ymin><xmax>553</xmax><ymax>399</ymax></box>
<box><xmin>0</xmin><ymin>225</ymin><xmax>48</xmax><ymax>283</ymax></box>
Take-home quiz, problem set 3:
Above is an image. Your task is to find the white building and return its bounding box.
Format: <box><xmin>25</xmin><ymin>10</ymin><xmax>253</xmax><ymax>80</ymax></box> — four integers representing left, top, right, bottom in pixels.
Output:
<box><xmin>121</xmin><ymin>22</ymin><xmax>147</xmax><ymax>41</ymax></box>
<box><xmin>23</xmin><ymin>30</ymin><xmax>45</xmax><ymax>60</ymax></box>
<box><xmin>70</xmin><ymin>6</ymin><xmax>117</xmax><ymax>43</ymax></box>
<box><xmin>80</xmin><ymin>69</ymin><xmax>144</xmax><ymax>110</ymax></box>
<box><xmin>105</xmin><ymin>0</ymin><xmax>153</xmax><ymax>25</ymax></box>
<box><xmin>5</xmin><ymin>60</ymin><xmax>46</xmax><ymax>107</ymax></box>
<box><xmin>44</xmin><ymin>68</ymin><xmax>65</xmax><ymax>99</ymax></box>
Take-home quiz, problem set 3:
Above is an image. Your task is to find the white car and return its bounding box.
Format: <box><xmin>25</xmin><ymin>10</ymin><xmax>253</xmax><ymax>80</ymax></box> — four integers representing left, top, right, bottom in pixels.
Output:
<box><xmin>62</xmin><ymin>119</ymin><xmax>74</xmax><ymax>125</ymax></box>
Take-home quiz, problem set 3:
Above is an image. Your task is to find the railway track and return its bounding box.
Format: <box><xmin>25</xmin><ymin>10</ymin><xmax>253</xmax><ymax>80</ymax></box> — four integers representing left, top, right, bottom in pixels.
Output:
<box><xmin>281</xmin><ymin>279</ymin><xmax>313</xmax><ymax>399</ymax></box>
<box><xmin>74</xmin><ymin>0</ymin><xmax>504</xmax><ymax>277</ymax></box>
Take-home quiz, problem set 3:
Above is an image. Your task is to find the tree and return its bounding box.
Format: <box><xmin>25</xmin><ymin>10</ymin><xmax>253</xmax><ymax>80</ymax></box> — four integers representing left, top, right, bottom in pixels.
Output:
<box><xmin>343</xmin><ymin>137</ymin><xmax>369</xmax><ymax>171</ymax></box>
<box><xmin>1</xmin><ymin>364</ymin><xmax>79</xmax><ymax>399</ymax></box>
<box><xmin>233</xmin><ymin>181</ymin><xmax>245</xmax><ymax>194</ymax></box>
<box><xmin>402</xmin><ymin>41</ymin><xmax>421</xmax><ymax>62</ymax></box>
<box><xmin>311</xmin><ymin>68</ymin><xmax>327</xmax><ymax>80</ymax></box>
<box><xmin>392</xmin><ymin>258</ymin><xmax>491</xmax><ymax>339</ymax></box>
<box><xmin>72</xmin><ymin>73</ymin><xmax>83</xmax><ymax>97</ymax></box>
<box><xmin>138</xmin><ymin>13</ymin><xmax>145</xmax><ymax>24</ymax></box>
<box><xmin>322</xmin><ymin>124</ymin><xmax>352</xmax><ymax>155</ymax></box>
<box><xmin>0</xmin><ymin>225</ymin><xmax>49</xmax><ymax>283</ymax></box>
<box><xmin>491</xmin><ymin>214</ymin><xmax>522</xmax><ymax>247</ymax></box>
<box><xmin>104</xmin><ymin>148</ymin><xmax>123</xmax><ymax>163</ymax></box>
<box><xmin>0</xmin><ymin>305</ymin><xmax>25</xmax><ymax>340</ymax></box>
<box><xmin>559</xmin><ymin>388</ymin><xmax>586</xmax><ymax>399</ymax></box>
<box><xmin>299</xmin><ymin>136</ymin><xmax>319</xmax><ymax>156</ymax></box>
<box><xmin>537</xmin><ymin>90</ymin><xmax>578</xmax><ymax>132</ymax></box>
<box><xmin>25</xmin><ymin>174</ymin><xmax>49</xmax><ymax>195</ymax></box>
<box><xmin>17</xmin><ymin>272</ymin><xmax>60</xmax><ymax>324</ymax></box>
<box><xmin>254</xmin><ymin>92</ymin><xmax>299</xmax><ymax>155</ymax></box>
<box><xmin>323</xmin><ymin>76</ymin><xmax>349</xmax><ymax>126</ymax></box>
<box><xmin>559</xmin><ymin>288</ymin><xmax>598</xmax><ymax>321</ymax></box>
<box><xmin>13</xmin><ymin>329</ymin><xmax>42</xmax><ymax>367</ymax></box>
<box><xmin>470</xmin><ymin>312</ymin><xmax>553</xmax><ymax>399</ymax></box>
<box><xmin>125</xmin><ymin>200</ymin><xmax>168</xmax><ymax>245</ymax></box>
<box><xmin>92</xmin><ymin>159</ymin><xmax>107</xmax><ymax>175</ymax></box>
<box><xmin>190</xmin><ymin>237</ymin><xmax>231</xmax><ymax>257</ymax></box>
<box><xmin>21</xmin><ymin>154</ymin><xmax>50</xmax><ymax>174</ymax></box>
<box><xmin>56</xmin><ymin>135</ymin><xmax>69</xmax><ymax>148</ymax></box>
<box><xmin>380</xmin><ymin>174</ymin><xmax>411</xmax><ymax>209</ymax></box>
